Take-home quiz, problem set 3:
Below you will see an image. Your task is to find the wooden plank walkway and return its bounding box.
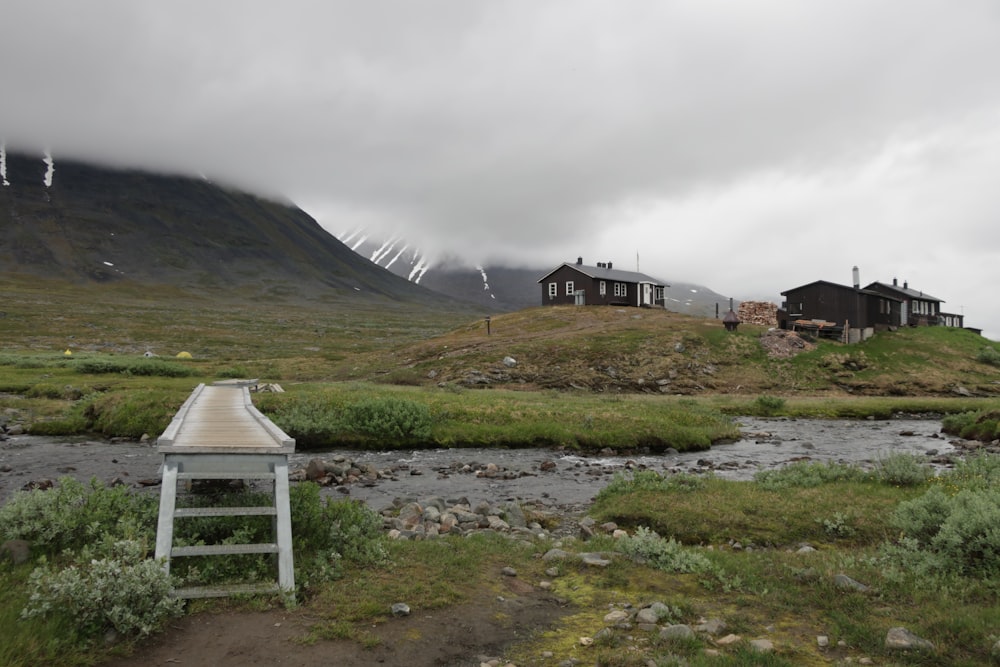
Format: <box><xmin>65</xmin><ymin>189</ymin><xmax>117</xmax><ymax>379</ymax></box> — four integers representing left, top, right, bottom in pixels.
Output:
<box><xmin>157</xmin><ymin>380</ymin><xmax>294</xmax><ymax>454</ymax></box>
<box><xmin>154</xmin><ymin>381</ymin><xmax>296</xmax><ymax>602</ymax></box>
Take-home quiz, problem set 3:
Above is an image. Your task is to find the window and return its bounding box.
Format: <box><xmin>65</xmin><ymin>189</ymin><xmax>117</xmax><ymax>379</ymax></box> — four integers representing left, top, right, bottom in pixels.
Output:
<box><xmin>548</xmin><ymin>282</ymin><xmax>557</xmax><ymax>298</ymax></box>
<box><xmin>599</xmin><ymin>281</ymin><xmax>606</xmax><ymax>296</ymax></box>
<box><xmin>654</xmin><ymin>286</ymin><xmax>664</xmax><ymax>301</ymax></box>
<box><xmin>565</xmin><ymin>281</ymin><xmax>574</xmax><ymax>296</ymax></box>
<box><xmin>614</xmin><ymin>282</ymin><xmax>626</xmax><ymax>297</ymax></box>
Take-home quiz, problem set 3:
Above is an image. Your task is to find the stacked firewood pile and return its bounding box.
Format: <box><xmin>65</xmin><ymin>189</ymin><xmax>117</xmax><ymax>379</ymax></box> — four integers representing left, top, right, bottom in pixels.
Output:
<box><xmin>737</xmin><ymin>301</ymin><xmax>778</xmax><ymax>326</ymax></box>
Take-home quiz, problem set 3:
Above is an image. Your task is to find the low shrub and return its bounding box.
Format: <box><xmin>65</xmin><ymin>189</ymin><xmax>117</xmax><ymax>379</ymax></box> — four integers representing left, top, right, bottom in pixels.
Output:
<box><xmin>752</xmin><ymin>394</ymin><xmax>786</xmax><ymax>416</ymax></box>
<box><xmin>268</xmin><ymin>396</ymin><xmax>347</xmax><ymax>447</ymax></box>
<box><xmin>21</xmin><ymin>540</ymin><xmax>183</xmax><ymax>638</ymax></box>
<box><xmin>975</xmin><ymin>346</ymin><xmax>1000</xmax><ymax>367</ymax></box>
<box><xmin>291</xmin><ymin>482</ymin><xmax>387</xmax><ymax>570</ymax></box>
<box><xmin>941</xmin><ymin>410</ymin><xmax>1000</xmax><ymax>443</ymax></box>
<box><xmin>595</xmin><ymin>470</ymin><xmax>705</xmax><ymax>503</ymax></box>
<box><xmin>754</xmin><ymin>461</ymin><xmax>867</xmax><ymax>490</ymax></box>
<box><xmin>343</xmin><ymin>397</ymin><xmax>433</xmax><ymax>444</ymax></box>
<box><xmin>890</xmin><ymin>485</ymin><xmax>1000</xmax><ymax>578</ymax></box>
<box><xmin>615</xmin><ymin>526</ymin><xmax>713</xmax><ymax>574</ymax></box>
<box><xmin>74</xmin><ymin>357</ymin><xmax>197</xmax><ymax>378</ymax></box>
<box><xmin>873</xmin><ymin>452</ymin><xmax>933</xmax><ymax>487</ymax></box>
<box><xmin>0</xmin><ymin>477</ymin><xmax>157</xmax><ymax>551</ymax></box>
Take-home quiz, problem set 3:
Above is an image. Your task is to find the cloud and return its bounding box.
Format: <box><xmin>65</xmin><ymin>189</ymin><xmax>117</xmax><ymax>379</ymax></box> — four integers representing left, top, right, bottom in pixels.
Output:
<box><xmin>3</xmin><ymin>0</ymin><xmax>1000</xmax><ymax>336</ymax></box>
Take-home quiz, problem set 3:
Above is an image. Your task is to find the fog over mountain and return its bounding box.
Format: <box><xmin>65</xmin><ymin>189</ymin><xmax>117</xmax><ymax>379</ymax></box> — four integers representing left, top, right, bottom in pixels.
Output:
<box><xmin>3</xmin><ymin>1</ymin><xmax>999</xmax><ymax>336</ymax></box>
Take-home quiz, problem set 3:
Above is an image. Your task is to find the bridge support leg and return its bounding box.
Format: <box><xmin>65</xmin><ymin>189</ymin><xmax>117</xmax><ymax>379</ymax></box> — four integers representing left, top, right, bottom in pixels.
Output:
<box><xmin>155</xmin><ymin>458</ymin><xmax>179</xmax><ymax>575</ymax></box>
<box><xmin>273</xmin><ymin>458</ymin><xmax>295</xmax><ymax>600</ymax></box>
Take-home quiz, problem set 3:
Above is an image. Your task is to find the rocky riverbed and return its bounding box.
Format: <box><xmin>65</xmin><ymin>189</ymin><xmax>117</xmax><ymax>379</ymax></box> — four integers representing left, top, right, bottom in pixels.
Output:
<box><xmin>0</xmin><ymin>416</ymin><xmax>973</xmax><ymax>510</ymax></box>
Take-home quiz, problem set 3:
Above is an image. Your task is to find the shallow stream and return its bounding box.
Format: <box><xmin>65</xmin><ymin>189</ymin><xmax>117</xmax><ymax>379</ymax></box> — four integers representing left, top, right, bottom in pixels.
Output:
<box><xmin>1</xmin><ymin>417</ymin><xmax>954</xmax><ymax>510</ymax></box>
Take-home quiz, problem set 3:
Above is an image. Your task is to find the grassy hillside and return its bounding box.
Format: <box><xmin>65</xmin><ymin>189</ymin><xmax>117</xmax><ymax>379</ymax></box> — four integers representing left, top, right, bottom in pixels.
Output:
<box><xmin>4</xmin><ymin>281</ymin><xmax>997</xmax><ymax>397</ymax></box>
<box><xmin>2</xmin><ymin>281</ymin><xmax>999</xmax><ymax>449</ymax></box>
<box><xmin>351</xmin><ymin>305</ymin><xmax>1000</xmax><ymax>397</ymax></box>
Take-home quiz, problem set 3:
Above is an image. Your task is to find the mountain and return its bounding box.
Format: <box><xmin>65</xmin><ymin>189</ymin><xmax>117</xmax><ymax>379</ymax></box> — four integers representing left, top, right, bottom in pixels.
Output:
<box><xmin>0</xmin><ymin>152</ymin><xmax>461</xmax><ymax>307</ymax></box>
<box><xmin>341</xmin><ymin>233</ymin><xmax>735</xmax><ymax>316</ymax></box>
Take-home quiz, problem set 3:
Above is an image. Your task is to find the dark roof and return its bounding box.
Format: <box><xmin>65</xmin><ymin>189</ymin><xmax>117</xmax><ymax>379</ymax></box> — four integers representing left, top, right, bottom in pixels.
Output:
<box><xmin>864</xmin><ymin>281</ymin><xmax>943</xmax><ymax>303</ymax></box>
<box><xmin>537</xmin><ymin>262</ymin><xmax>668</xmax><ymax>286</ymax></box>
<box><xmin>781</xmin><ymin>279</ymin><xmax>902</xmax><ymax>301</ymax></box>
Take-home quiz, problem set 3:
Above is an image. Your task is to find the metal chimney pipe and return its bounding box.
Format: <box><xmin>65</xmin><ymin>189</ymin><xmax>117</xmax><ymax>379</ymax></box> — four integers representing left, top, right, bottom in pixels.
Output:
<box><xmin>852</xmin><ymin>266</ymin><xmax>860</xmax><ymax>289</ymax></box>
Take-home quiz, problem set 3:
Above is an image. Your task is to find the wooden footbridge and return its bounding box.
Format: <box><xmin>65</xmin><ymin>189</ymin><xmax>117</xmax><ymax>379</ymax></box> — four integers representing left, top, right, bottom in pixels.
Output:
<box><xmin>154</xmin><ymin>380</ymin><xmax>295</xmax><ymax>601</ymax></box>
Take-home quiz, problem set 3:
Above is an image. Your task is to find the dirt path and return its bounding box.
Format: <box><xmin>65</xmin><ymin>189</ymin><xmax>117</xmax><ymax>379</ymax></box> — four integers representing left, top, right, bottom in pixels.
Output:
<box><xmin>101</xmin><ymin>580</ymin><xmax>570</xmax><ymax>667</ymax></box>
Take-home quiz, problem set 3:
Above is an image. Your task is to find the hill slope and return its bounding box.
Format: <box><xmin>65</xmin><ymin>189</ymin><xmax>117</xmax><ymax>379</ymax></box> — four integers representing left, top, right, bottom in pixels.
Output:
<box><xmin>345</xmin><ymin>305</ymin><xmax>1000</xmax><ymax>397</ymax></box>
<box><xmin>0</xmin><ymin>152</ymin><xmax>463</xmax><ymax>307</ymax></box>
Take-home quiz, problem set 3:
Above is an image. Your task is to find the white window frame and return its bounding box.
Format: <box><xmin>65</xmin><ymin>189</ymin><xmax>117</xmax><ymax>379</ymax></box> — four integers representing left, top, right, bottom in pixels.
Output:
<box><xmin>565</xmin><ymin>281</ymin><xmax>574</xmax><ymax>296</ymax></box>
<box><xmin>548</xmin><ymin>282</ymin><xmax>557</xmax><ymax>298</ymax></box>
<box><xmin>599</xmin><ymin>281</ymin><xmax>606</xmax><ymax>296</ymax></box>
<box><xmin>614</xmin><ymin>282</ymin><xmax>626</xmax><ymax>297</ymax></box>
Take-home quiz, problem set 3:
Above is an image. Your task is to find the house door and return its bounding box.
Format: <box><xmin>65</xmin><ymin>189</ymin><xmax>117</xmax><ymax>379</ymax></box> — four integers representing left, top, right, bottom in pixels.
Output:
<box><xmin>574</xmin><ymin>290</ymin><xmax>586</xmax><ymax>306</ymax></box>
<box><xmin>642</xmin><ymin>283</ymin><xmax>651</xmax><ymax>306</ymax></box>
<box><xmin>900</xmin><ymin>301</ymin><xmax>907</xmax><ymax>326</ymax></box>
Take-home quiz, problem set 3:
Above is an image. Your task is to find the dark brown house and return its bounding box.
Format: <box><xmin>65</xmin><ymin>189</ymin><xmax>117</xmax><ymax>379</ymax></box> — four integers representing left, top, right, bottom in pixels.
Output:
<box><xmin>537</xmin><ymin>258</ymin><xmax>667</xmax><ymax>308</ymax></box>
<box><xmin>779</xmin><ymin>279</ymin><xmax>901</xmax><ymax>342</ymax></box>
<box><xmin>864</xmin><ymin>279</ymin><xmax>963</xmax><ymax>328</ymax></box>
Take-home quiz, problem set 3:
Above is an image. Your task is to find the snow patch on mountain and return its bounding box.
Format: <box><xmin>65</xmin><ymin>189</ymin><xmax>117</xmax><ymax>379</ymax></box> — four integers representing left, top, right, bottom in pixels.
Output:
<box><xmin>0</xmin><ymin>144</ymin><xmax>9</xmax><ymax>186</ymax></box>
<box><xmin>370</xmin><ymin>237</ymin><xmax>396</xmax><ymax>264</ymax></box>
<box><xmin>43</xmin><ymin>152</ymin><xmax>55</xmax><ymax>187</ymax></box>
<box><xmin>477</xmin><ymin>266</ymin><xmax>496</xmax><ymax>299</ymax></box>
<box><xmin>408</xmin><ymin>257</ymin><xmax>430</xmax><ymax>283</ymax></box>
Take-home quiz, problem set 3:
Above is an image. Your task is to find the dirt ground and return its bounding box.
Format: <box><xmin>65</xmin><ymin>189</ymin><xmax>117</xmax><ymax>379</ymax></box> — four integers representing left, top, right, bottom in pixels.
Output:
<box><xmin>101</xmin><ymin>578</ymin><xmax>570</xmax><ymax>667</ymax></box>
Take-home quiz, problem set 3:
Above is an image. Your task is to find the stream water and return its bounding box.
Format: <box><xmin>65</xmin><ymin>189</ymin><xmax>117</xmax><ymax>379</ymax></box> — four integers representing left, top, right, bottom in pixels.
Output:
<box><xmin>294</xmin><ymin>416</ymin><xmax>953</xmax><ymax>510</ymax></box>
<box><xmin>1</xmin><ymin>417</ymin><xmax>954</xmax><ymax>510</ymax></box>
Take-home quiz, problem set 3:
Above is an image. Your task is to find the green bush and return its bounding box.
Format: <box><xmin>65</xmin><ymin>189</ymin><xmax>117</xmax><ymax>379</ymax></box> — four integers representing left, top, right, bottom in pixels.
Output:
<box><xmin>890</xmin><ymin>486</ymin><xmax>1000</xmax><ymax>577</ymax></box>
<box><xmin>268</xmin><ymin>396</ymin><xmax>346</xmax><ymax>447</ymax></box>
<box><xmin>945</xmin><ymin>451</ymin><xmax>1000</xmax><ymax>491</ymax></box>
<box><xmin>343</xmin><ymin>397</ymin><xmax>433</xmax><ymax>444</ymax></box>
<box><xmin>21</xmin><ymin>540</ymin><xmax>183</xmax><ymax>638</ymax></box>
<box><xmin>0</xmin><ymin>477</ymin><xmax>157</xmax><ymax>550</ymax></box>
<box><xmin>975</xmin><ymin>346</ymin><xmax>1000</xmax><ymax>367</ymax></box>
<box><xmin>941</xmin><ymin>410</ymin><xmax>1000</xmax><ymax>443</ymax></box>
<box><xmin>595</xmin><ymin>470</ymin><xmax>704</xmax><ymax>503</ymax></box>
<box><xmin>752</xmin><ymin>394</ymin><xmax>786</xmax><ymax>416</ymax></box>
<box><xmin>291</xmin><ymin>483</ymin><xmax>387</xmax><ymax>587</ymax></box>
<box><xmin>873</xmin><ymin>452</ymin><xmax>933</xmax><ymax>487</ymax></box>
<box><xmin>74</xmin><ymin>357</ymin><xmax>196</xmax><ymax>378</ymax></box>
<box><xmin>615</xmin><ymin>526</ymin><xmax>713</xmax><ymax>574</ymax></box>
<box><xmin>754</xmin><ymin>461</ymin><xmax>867</xmax><ymax>490</ymax></box>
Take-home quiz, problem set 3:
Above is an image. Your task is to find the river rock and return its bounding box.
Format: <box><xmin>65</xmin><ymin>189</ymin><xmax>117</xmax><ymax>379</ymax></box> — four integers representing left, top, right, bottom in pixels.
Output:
<box><xmin>603</xmin><ymin>610</ymin><xmax>630</xmax><ymax>625</ymax></box>
<box><xmin>579</xmin><ymin>552</ymin><xmax>611</xmax><ymax>567</ymax></box>
<box><xmin>659</xmin><ymin>624</ymin><xmax>694</xmax><ymax>641</ymax></box>
<box><xmin>694</xmin><ymin>618</ymin><xmax>726</xmax><ymax>635</ymax></box>
<box><xmin>885</xmin><ymin>626</ymin><xmax>934</xmax><ymax>651</ymax></box>
<box><xmin>634</xmin><ymin>607</ymin><xmax>659</xmax><ymax>625</ymax></box>
<box><xmin>833</xmin><ymin>573</ymin><xmax>869</xmax><ymax>592</ymax></box>
<box><xmin>502</xmin><ymin>502</ymin><xmax>527</xmax><ymax>528</ymax></box>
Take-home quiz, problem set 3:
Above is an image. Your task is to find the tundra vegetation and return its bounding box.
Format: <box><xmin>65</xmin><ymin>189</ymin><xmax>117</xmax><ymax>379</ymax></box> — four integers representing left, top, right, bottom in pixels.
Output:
<box><xmin>2</xmin><ymin>280</ymin><xmax>1000</xmax><ymax>664</ymax></box>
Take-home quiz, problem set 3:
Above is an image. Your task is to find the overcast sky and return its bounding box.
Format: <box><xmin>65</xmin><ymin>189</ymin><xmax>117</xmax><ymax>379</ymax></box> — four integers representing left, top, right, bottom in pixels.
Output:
<box><xmin>3</xmin><ymin>1</ymin><xmax>999</xmax><ymax>338</ymax></box>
